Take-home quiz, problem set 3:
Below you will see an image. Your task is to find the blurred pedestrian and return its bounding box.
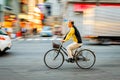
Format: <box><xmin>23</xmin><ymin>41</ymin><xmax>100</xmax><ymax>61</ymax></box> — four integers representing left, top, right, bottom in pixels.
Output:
<box><xmin>32</xmin><ymin>27</ymin><xmax>37</xmax><ymax>35</ymax></box>
<box><xmin>21</xmin><ymin>28</ymin><xmax>27</xmax><ymax>38</ymax></box>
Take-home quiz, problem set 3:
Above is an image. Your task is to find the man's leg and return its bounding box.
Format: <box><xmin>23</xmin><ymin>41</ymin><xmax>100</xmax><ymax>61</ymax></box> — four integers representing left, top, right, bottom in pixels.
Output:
<box><xmin>66</xmin><ymin>42</ymin><xmax>82</xmax><ymax>62</ymax></box>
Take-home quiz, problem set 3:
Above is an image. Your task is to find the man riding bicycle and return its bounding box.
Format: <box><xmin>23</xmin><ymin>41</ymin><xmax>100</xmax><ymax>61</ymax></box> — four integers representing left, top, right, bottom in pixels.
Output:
<box><xmin>61</xmin><ymin>20</ymin><xmax>82</xmax><ymax>63</ymax></box>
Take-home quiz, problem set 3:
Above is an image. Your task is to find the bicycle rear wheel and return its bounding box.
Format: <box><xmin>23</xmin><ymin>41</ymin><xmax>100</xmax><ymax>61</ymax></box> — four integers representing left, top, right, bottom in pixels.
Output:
<box><xmin>75</xmin><ymin>49</ymin><xmax>96</xmax><ymax>69</ymax></box>
<box><xmin>44</xmin><ymin>49</ymin><xmax>64</xmax><ymax>69</ymax></box>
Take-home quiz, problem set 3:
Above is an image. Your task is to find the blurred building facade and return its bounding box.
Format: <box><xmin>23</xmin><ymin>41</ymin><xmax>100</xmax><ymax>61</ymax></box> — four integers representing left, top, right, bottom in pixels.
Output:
<box><xmin>59</xmin><ymin>0</ymin><xmax>120</xmax><ymax>35</ymax></box>
<box><xmin>43</xmin><ymin>0</ymin><xmax>63</xmax><ymax>26</ymax></box>
<box><xmin>18</xmin><ymin>0</ymin><xmax>44</xmax><ymax>36</ymax></box>
<box><xmin>0</xmin><ymin>0</ymin><xmax>120</xmax><ymax>38</ymax></box>
<box><xmin>0</xmin><ymin>0</ymin><xmax>20</xmax><ymax>37</ymax></box>
<box><xmin>0</xmin><ymin>0</ymin><xmax>44</xmax><ymax>38</ymax></box>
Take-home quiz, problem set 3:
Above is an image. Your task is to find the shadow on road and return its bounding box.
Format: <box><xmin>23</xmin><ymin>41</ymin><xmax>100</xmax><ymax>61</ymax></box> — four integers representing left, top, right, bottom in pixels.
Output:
<box><xmin>98</xmin><ymin>64</ymin><xmax>120</xmax><ymax>67</ymax></box>
<box><xmin>85</xmin><ymin>43</ymin><xmax>120</xmax><ymax>46</ymax></box>
<box><xmin>0</xmin><ymin>52</ymin><xmax>12</xmax><ymax>57</ymax></box>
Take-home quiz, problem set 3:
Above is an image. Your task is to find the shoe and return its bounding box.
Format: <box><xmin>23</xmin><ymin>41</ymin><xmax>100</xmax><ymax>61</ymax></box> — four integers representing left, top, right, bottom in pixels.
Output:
<box><xmin>76</xmin><ymin>57</ymin><xmax>80</xmax><ymax>60</ymax></box>
<box><xmin>66</xmin><ymin>58</ymin><xmax>74</xmax><ymax>63</ymax></box>
<box><xmin>73</xmin><ymin>57</ymin><xmax>79</xmax><ymax>60</ymax></box>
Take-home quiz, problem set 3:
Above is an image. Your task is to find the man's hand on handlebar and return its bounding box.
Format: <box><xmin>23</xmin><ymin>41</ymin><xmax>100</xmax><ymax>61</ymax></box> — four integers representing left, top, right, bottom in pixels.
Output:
<box><xmin>61</xmin><ymin>40</ymin><xmax>65</xmax><ymax>43</ymax></box>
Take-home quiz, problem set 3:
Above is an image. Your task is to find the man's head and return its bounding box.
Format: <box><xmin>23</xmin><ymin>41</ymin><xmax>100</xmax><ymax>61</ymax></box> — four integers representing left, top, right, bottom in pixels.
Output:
<box><xmin>68</xmin><ymin>21</ymin><xmax>74</xmax><ymax>28</ymax></box>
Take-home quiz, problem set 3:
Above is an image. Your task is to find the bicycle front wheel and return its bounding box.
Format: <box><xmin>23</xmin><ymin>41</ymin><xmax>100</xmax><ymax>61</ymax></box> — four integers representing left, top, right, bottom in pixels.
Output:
<box><xmin>44</xmin><ymin>49</ymin><xmax>64</xmax><ymax>69</ymax></box>
<box><xmin>75</xmin><ymin>49</ymin><xmax>96</xmax><ymax>69</ymax></box>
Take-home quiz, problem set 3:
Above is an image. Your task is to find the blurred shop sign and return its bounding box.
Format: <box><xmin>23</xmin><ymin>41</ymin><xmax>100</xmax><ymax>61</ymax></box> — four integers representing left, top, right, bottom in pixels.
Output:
<box><xmin>74</xmin><ymin>4</ymin><xmax>95</xmax><ymax>12</ymax></box>
<box><xmin>74</xmin><ymin>3</ymin><xmax>120</xmax><ymax>12</ymax></box>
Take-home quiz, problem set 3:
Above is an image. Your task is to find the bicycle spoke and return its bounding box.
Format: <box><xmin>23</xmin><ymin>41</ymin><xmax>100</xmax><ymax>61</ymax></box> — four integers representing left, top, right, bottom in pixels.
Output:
<box><xmin>44</xmin><ymin>49</ymin><xmax>64</xmax><ymax>69</ymax></box>
<box><xmin>76</xmin><ymin>49</ymin><xmax>96</xmax><ymax>69</ymax></box>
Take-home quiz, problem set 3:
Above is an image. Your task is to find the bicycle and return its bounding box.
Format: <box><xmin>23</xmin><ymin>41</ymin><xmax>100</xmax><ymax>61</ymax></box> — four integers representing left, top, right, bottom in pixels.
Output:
<box><xmin>44</xmin><ymin>41</ymin><xmax>96</xmax><ymax>69</ymax></box>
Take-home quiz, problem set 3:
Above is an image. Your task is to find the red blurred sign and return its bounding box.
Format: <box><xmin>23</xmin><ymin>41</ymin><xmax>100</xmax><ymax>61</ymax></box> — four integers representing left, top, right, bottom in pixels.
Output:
<box><xmin>100</xmin><ymin>3</ymin><xmax>120</xmax><ymax>7</ymax></box>
<box><xmin>74</xmin><ymin>4</ymin><xmax>95</xmax><ymax>12</ymax></box>
<box><xmin>74</xmin><ymin>3</ymin><xmax>120</xmax><ymax>12</ymax></box>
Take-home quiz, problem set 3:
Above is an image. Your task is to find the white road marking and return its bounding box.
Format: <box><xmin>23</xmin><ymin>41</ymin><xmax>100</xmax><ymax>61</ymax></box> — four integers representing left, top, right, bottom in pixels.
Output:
<box><xmin>12</xmin><ymin>37</ymin><xmax>62</xmax><ymax>41</ymax></box>
<box><xmin>34</xmin><ymin>38</ymin><xmax>41</xmax><ymax>40</ymax></box>
<box><xmin>26</xmin><ymin>39</ymin><xmax>33</xmax><ymax>41</ymax></box>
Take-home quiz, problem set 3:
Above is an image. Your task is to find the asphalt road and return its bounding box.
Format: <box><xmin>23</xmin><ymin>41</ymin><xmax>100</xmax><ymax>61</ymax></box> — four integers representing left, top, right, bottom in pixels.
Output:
<box><xmin>0</xmin><ymin>37</ymin><xmax>120</xmax><ymax>80</ymax></box>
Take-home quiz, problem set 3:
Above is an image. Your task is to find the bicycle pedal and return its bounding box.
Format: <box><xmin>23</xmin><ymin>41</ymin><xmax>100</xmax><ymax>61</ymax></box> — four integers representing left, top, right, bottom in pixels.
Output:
<box><xmin>66</xmin><ymin>58</ymin><xmax>74</xmax><ymax>63</ymax></box>
<box><xmin>84</xmin><ymin>58</ymin><xmax>90</xmax><ymax>61</ymax></box>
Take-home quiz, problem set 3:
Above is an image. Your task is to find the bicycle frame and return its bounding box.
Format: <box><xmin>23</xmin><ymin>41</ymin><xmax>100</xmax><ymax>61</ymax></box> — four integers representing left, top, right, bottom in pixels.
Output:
<box><xmin>57</xmin><ymin>43</ymin><xmax>68</xmax><ymax>57</ymax></box>
<box><xmin>56</xmin><ymin>42</ymin><xmax>81</xmax><ymax>57</ymax></box>
<box><xmin>44</xmin><ymin>41</ymin><xmax>96</xmax><ymax>69</ymax></box>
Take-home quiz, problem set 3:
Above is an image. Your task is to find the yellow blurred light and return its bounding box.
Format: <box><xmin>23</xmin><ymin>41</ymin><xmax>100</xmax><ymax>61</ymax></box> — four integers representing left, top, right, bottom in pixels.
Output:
<box><xmin>34</xmin><ymin>13</ymin><xmax>40</xmax><ymax>16</ymax></box>
<box><xmin>18</xmin><ymin>14</ymin><xmax>28</xmax><ymax>19</ymax></box>
<box><xmin>38</xmin><ymin>0</ymin><xmax>44</xmax><ymax>3</ymax></box>
<box><xmin>33</xmin><ymin>19</ymin><xmax>41</xmax><ymax>23</ymax></box>
<box><xmin>27</xmin><ymin>15</ymin><xmax>34</xmax><ymax>20</ymax></box>
<box><xmin>34</xmin><ymin>7</ymin><xmax>41</xmax><ymax>13</ymax></box>
<box><xmin>10</xmin><ymin>15</ymin><xmax>16</xmax><ymax>18</ymax></box>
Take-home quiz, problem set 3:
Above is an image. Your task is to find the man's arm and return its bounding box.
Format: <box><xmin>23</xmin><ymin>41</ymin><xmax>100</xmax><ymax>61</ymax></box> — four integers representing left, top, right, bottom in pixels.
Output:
<box><xmin>64</xmin><ymin>28</ymin><xmax>74</xmax><ymax>42</ymax></box>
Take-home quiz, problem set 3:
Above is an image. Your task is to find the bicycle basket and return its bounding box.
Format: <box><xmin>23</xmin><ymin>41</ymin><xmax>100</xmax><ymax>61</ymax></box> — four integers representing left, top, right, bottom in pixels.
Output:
<box><xmin>53</xmin><ymin>42</ymin><xmax>60</xmax><ymax>48</ymax></box>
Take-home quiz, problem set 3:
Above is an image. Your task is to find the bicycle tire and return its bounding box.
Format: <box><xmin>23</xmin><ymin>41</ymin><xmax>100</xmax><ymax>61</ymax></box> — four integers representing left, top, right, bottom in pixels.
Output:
<box><xmin>75</xmin><ymin>49</ymin><xmax>96</xmax><ymax>69</ymax></box>
<box><xmin>44</xmin><ymin>49</ymin><xmax>64</xmax><ymax>69</ymax></box>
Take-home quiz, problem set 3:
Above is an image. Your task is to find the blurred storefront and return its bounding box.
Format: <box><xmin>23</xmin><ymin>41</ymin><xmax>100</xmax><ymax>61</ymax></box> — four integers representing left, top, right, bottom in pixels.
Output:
<box><xmin>4</xmin><ymin>13</ymin><xmax>17</xmax><ymax>38</ymax></box>
<box><xmin>18</xmin><ymin>0</ymin><xmax>44</xmax><ymax>37</ymax></box>
<box><xmin>0</xmin><ymin>0</ymin><xmax>44</xmax><ymax>38</ymax></box>
<box><xmin>0</xmin><ymin>0</ymin><xmax>20</xmax><ymax>38</ymax></box>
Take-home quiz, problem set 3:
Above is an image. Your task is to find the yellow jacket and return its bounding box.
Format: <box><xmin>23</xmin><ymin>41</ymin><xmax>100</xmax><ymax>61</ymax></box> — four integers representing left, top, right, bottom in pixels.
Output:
<box><xmin>64</xmin><ymin>27</ymin><xmax>82</xmax><ymax>43</ymax></box>
<box><xmin>64</xmin><ymin>27</ymin><xmax>78</xmax><ymax>42</ymax></box>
